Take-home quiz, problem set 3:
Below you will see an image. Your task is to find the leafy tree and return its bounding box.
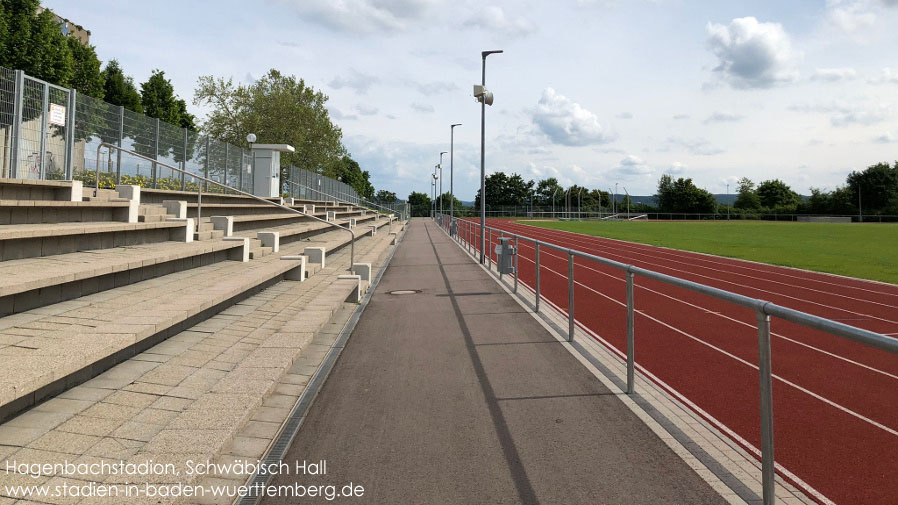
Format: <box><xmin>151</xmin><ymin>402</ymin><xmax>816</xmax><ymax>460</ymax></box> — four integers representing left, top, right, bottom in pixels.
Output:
<box><xmin>846</xmin><ymin>162</ymin><xmax>898</xmax><ymax>213</ymax></box>
<box><xmin>408</xmin><ymin>191</ymin><xmax>432</xmax><ymax>217</ymax></box>
<box><xmin>102</xmin><ymin>60</ymin><xmax>143</xmax><ymax>113</ymax></box>
<box><xmin>67</xmin><ymin>38</ymin><xmax>104</xmax><ymax>99</ymax></box>
<box><xmin>734</xmin><ymin>177</ymin><xmax>761</xmax><ymax>210</ymax></box>
<box><xmin>655</xmin><ymin>174</ymin><xmax>716</xmax><ymax>213</ymax></box>
<box><xmin>434</xmin><ymin>191</ymin><xmax>464</xmax><ymax>213</ymax></box>
<box><xmin>194</xmin><ymin>70</ymin><xmax>345</xmax><ymax>178</ymax></box>
<box><xmin>375</xmin><ymin>189</ymin><xmax>397</xmax><ymax>203</ymax></box>
<box><xmin>0</xmin><ymin>1</ymin><xmax>73</xmax><ymax>87</ymax></box>
<box><xmin>757</xmin><ymin>179</ymin><xmax>799</xmax><ymax>209</ymax></box>
<box><xmin>474</xmin><ymin>172</ymin><xmax>534</xmax><ymax>208</ymax></box>
<box><xmin>141</xmin><ymin>70</ymin><xmax>195</xmax><ymax>129</ymax></box>
<box><xmin>534</xmin><ymin>177</ymin><xmax>563</xmax><ymax>206</ymax></box>
<box><xmin>328</xmin><ymin>155</ymin><xmax>373</xmax><ymax>199</ymax></box>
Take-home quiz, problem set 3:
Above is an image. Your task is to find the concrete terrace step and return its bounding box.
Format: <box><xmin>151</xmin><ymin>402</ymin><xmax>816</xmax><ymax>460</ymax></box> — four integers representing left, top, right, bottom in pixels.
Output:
<box><xmin>231</xmin><ymin>214</ymin><xmax>379</xmax><ymax>245</ymax></box>
<box><xmin>0</xmin><ymin>200</ymin><xmax>133</xmax><ymax>225</ymax></box>
<box><xmin>0</xmin><ymin>239</ymin><xmax>246</xmax><ymax>315</ymax></box>
<box><xmin>0</xmin><ymin>177</ymin><xmax>81</xmax><ymax>202</ymax></box>
<box><xmin>0</xmin><ymin>236</ymin><xmax>396</xmax><ymax>503</ymax></box>
<box><xmin>0</xmin><ymin>225</ymin><xmax>386</xmax><ymax>421</ymax></box>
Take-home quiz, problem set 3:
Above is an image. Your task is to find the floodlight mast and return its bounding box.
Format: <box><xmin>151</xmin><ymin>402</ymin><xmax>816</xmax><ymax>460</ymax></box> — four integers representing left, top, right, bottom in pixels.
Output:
<box><xmin>438</xmin><ymin>151</ymin><xmax>447</xmax><ymax>222</ymax></box>
<box><xmin>478</xmin><ymin>49</ymin><xmax>502</xmax><ymax>264</ymax></box>
<box><xmin>450</xmin><ymin>124</ymin><xmax>461</xmax><ymax>226</ymax></box>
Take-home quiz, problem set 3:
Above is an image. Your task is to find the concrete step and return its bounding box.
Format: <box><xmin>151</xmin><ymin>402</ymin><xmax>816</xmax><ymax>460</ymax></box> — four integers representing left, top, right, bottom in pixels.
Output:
<box><xmin>0</xmin><ymin>224</ymin><xmax>393</xmax><ymax>420</ymax></box>
<box><xmin>210</xmin><ymin>229</ymin><xmax>225</xmax><ymax>239</ymax></box>
<box><xmin>195</xmin><ymin>221</ymin><xmax>214</xmax><ymax>233</ymax></box>
<box><xmin>194</xmin><ymin>230</ymin><xmax>213</xmax><ymax>241</ymax></box>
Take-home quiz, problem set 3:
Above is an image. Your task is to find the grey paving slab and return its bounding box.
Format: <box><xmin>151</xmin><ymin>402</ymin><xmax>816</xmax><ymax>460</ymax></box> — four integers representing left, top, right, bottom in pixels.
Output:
<box><xmin>262</xmin><ymin>219</ymin><xmax>730</xmax><ymax>505</ymax></box>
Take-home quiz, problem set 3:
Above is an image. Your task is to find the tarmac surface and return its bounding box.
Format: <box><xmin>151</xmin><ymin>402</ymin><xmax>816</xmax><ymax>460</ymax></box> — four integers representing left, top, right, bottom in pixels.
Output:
<box><xmin>260</xmin><ymin>218</ymin><xmax>730</xmax><ymax>504</ymax></box>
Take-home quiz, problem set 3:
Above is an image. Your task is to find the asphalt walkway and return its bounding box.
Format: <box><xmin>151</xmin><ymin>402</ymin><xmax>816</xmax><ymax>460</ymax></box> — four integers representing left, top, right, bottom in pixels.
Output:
<box><xmin>261</xmin><ymin>218</ymin><xmax>730</xmax><ymax>504</ymax></box>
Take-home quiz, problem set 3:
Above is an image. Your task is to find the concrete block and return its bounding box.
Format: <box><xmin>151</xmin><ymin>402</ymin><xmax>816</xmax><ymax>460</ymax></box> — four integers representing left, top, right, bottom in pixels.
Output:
<box><xmin>67</xmin><ymin>180</ymin><xmax>83</xmax><ymax>202</ymax></box>
<box><xmin>351</xmin><ymin>263</ymin><xmax>372</xmax><ymax>282</ymax></box>
<box><xmin>210</xmin><ymin>216</ymin><xmax>233</xmax><ymax>237</ymax></box>
<box><xmin>285</xmin><ymin>198</ymin><xmax>295</xmax><ymax>206</ymax></box>
<box><xmin>338</xmin><ymin>274</ymin><xmax>362</xmax><ymax>303</ymax></box>
<box><xmin>115</xmin><ymin>184</ymin><xmax>140</xmax><ymax>202</ymax></box>
<box><xmin>304</xmin><ymin>247</ymin><xmax>325</xmax><ymax>268</ymax></box>
<box><xmin>348</xmin><ymin>218</ymin><xmax>356</xmax><ymax>229</ymax></box>
<box><xmin>224</xmin><ymin>237</ymin><xmax>250</xmax><ymax>262</ymax></box>
<box><xmin>167</xmin><ymin>218</ymin><xmax>194</xmax><ymax>243</ymax></box>
<box><xmin>281</xmin><ymin>255</ymin><xmax>307</xmax><ymax>281</ymax></box>
<box><xmin>303</xmin><ymin>204</ymin><xmax>315</xmax><ymax>214</ymax></box>
<box><xmin>257</xmin><ymin>231</ymin><xmax>279</xmax><ymax>252</ymax></box>
<box><xmin>326</xmin><ymin>211</ymin><xmax>336</xmax><ymax>222</ymax></box>
<box><xmin>368</xmin><ymin>225</ymin><xmax>377</xmax><ymax>237</ymax></box>
<box><xmin>115</xmin><ymin>184</ymin><xmax>140</xmax><ymax>223</ymax></box>
<box><xmin>360</xmin><ymin>209</ymin><xmax>366</xmax><ymax>216</ymax></box>
<box><xmin>162</xmin><ymin>200</ymin><xmax>187</xmax><ymax>219</ymax></box>
<box><xmin>389</xmin><ymin>231</ymin><xmax>398</xmax><ymax>245</ymax></box>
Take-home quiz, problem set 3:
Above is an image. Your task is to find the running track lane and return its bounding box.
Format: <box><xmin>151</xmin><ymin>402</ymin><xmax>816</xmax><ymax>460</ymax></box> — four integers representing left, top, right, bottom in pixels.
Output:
<box><xmin>455</xmin><ymin>218</ymin><xmax>898</xmax><ymax>505</ymax></box>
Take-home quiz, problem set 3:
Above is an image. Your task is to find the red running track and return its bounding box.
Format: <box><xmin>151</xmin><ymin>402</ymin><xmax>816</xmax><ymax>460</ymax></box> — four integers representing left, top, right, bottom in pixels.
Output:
<box><xmin>455</xmin><ymin>218</ymin><xmax>898</xmax><ymax>505</ymax></box>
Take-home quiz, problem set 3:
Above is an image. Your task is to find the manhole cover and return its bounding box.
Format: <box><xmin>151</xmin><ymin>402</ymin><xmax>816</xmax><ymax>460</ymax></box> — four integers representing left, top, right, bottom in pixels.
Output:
<box><xmin>388</xmin><ymin>290</ymin><xmax>421</xmax><ymax>295</ymax></box>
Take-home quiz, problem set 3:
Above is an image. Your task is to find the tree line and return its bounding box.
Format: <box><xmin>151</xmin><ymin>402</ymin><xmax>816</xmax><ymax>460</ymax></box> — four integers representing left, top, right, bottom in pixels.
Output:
<box><xmin>1</xmin><ymin>0</ymin><xmax>376</xmax><ymax>200</ymax></box>
<box><xmin>407</xmin><ymin>160</ymin><xmax>898</xmax><ymax>219</ymax></box>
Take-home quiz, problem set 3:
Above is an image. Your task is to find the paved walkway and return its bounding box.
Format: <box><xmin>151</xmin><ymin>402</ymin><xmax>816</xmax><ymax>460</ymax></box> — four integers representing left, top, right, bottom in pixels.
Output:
<box><xmin>261</xmin><ymin>219</ymin><xmax>730</xmax><ymax>505</ymax></box>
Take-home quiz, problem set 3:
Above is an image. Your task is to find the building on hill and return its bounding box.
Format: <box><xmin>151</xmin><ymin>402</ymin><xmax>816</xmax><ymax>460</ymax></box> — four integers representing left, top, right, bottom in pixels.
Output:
<box><xmin>37</xmin><ymin>7</ymin><xmax>90</xmax><ymax>44</ymax></box>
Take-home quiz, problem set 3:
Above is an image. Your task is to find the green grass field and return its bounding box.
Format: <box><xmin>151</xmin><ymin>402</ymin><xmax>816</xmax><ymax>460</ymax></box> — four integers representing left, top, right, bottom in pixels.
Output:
<box><xmin>521</xmin><ymin>220</ymin><xmax>898</xmax><ymax>285</ymax></box>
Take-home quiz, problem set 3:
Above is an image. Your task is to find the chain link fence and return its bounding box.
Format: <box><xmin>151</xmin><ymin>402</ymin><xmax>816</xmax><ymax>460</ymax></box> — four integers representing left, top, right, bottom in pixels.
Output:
<box><xmin>0</xmin><ymin>64</ymin><xmax>377</xmax><ymax>206</ymax></box>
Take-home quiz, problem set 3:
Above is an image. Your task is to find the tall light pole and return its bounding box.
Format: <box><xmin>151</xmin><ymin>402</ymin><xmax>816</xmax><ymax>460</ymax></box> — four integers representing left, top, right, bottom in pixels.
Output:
<box><xmin>450</xmin><ymin>124</ymin><xmax>461</xmax><ymax>227</ymax></box>
<box><xmin>609</xmin><ymin>187</ymin><xmax>615</xmax><ymax>215</ymax></box>
<box><xmin>577</xmin><ymin>187</ymin><xmax>583</xmax><ymax>220</ymax></box>
<box><xmin>552</xmin><ymin>187</ymin><xmax>560</xmax><ymax>218</ymax></box>
<box><xmin>475</xmin><ymin>49</ymin><xmax>503</xmax><ymax>264</ymax></box>
<box><xmin>726</xmin><ymin>182</ymin><xmax>730</xmax><ymax>220</ymax></box>
<box><xmin>438</xmin><ymin>151</ymin><xmax>447</xmax><ymax>222</ymax></box>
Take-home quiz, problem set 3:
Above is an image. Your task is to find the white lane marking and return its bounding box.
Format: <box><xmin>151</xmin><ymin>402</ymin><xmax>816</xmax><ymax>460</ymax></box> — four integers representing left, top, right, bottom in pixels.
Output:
<box><xmin>499</xmin><ymin>222</ymin><xmax>898</xmax><ymax>328</ymax></box>
<box><xmin>512</xmin><ymin>239</ymin><xmax>898</xmax><ymax>383</ymax></box>
<box><xmin>514</xmin><ymin>252</ymin><xmax>898</xmax><ymax>439</ymax></box>
<box><xmin>513</xmin><ymin>220</ymin><xmax>898</xmax><ymax>301</ymax></box>
<box><xmin>508</xmin><ymin>222</ymin><xmax>898</xmax><ymax>308</ymax></box>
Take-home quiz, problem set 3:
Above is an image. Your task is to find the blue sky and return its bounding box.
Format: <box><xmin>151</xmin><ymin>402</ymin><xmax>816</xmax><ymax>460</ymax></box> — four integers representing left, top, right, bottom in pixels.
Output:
<box><xmin>44</xmin><ymin>0</ymin><xmax>898</xmax><ymax>199</ymax></box>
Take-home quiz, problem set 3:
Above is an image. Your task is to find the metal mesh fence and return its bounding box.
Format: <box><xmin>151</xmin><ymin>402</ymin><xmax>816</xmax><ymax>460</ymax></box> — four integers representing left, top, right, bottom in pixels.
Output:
<box><xmin>0</xmin><ymin>64</ymin><xmax>389</xmax><ymax>203</ymax></box>
<box><xmin>0</xmin><ymin>67</ymin><xmax>15</xmax><ymax>178</ymax></box>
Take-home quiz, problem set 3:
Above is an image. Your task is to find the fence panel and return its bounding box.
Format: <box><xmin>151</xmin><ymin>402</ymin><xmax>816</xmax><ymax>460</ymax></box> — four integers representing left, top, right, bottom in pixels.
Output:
<box><xmin>0</xmin><ymin>67</ymin><xmax>16</xmax><ymax>178</ymax></box>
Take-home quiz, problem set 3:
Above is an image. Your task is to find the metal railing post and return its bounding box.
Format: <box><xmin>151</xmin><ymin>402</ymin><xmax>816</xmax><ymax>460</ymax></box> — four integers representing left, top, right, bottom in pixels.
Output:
<box><xmin>568</xmin><ymin>251</ymin><xmax>575</xmax><ymax>341</ymax></box>
<box><xmin>116</xmin><ymin>106</ymin><xmax>123</xmax><ymax>185</ymax></box>
<box><xmin>152</xmin><ymin>118</ymin><xmax>159</xmax><ymax>188</ymax></box>
<box><xmin>203</xmin><ymin>137</ymin><xmax>210</xmax><ymax>192</ymax></box>
<box><xmin>488</xmin><ymin>229</ymin><xmax>492</xmax><ymax>269</ymax></box>
<box><xmin>535</xmin><ymin>243</ymin><xmax>540</xmax><ymax>313</ymax></box>
<box><xmin>513</xmin><ymin>236</ymin><xmax>518</xmax><ymax>293</ymax></box>
<box><xmin>39</xmin><ymin>82</ymin><xmax>48</xmax><ymax>180</ymax></box>
<box><xmin>626</xmin><ymin>270</ymin><xmax>635</xmax><ymax>394</ymax></box>
<box><xmin>64</xmin><ymin>89</ymin><xmax>76</xmax><ymax>180</ymax></box>
<box><xmin>757</xmin><ymin>309</ymin><xmax>775</xmax><ymax>505</ymax></box>
<box><xmin>10</xmin><ymin>70</ymin><xmax>24</xmax><ymax>179</ymax></box>
<box><xmin>181</xmin><ymin>128</ymin><xmax>188</xmax><ymax>191</ymax></box>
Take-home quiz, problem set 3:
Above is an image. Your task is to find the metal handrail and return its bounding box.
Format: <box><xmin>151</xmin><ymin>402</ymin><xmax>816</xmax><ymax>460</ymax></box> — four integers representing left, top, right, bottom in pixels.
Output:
<box><xmin>95</xmin><ymin>143</ymin><xmax>357</xmax><ymax>270</ymax></box>
<box><xmin>441</xmin><ymin>214</ymin><xmax>898</xmax><ymax>505</ymax></box>
<box><xmin>284</xmin><ymin>178</ymin><xmax>402</xmax><ymax>220</ymax></box>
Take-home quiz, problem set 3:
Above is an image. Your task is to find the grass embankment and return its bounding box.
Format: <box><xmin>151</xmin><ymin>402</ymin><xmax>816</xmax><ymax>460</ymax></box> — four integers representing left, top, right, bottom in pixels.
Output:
<box><xmin>521</xmin><ymin>220</ymin><xmax>898</xmax><ymax>285</ymax></box>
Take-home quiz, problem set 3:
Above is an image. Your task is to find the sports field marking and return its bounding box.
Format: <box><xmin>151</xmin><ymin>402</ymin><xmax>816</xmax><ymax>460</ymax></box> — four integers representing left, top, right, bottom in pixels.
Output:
<box><xmin>517</xmin><ymin>221</ymin><xmax>898</xmax><ymax>296</ymax></box>
<box><xmin>513</xmin><ymin>240</ymin><xmax>898</xmax><ymax>382</ymax></box>
<box><xmin>515</xmin><ymin>252</ymin><xmax>898</xmax><ymax>439</ymax></box>
<box><xmin>511</xmin><ymin>222</ymin><xmax>898</xmax><ymax>307</ymax></box>
<box><xmin>500</xmin><ymin>223</ymin><xmax>898</xmax><ymax>326</ymax></box>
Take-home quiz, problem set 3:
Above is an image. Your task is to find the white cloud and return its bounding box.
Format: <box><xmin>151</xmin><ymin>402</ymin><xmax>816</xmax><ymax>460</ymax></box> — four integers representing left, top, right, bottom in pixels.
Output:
<box><xmin>706</xmin><ymin>16</ymin><xmax>800</xmax><ymax>88</ymax></box>
<box><xmin>869</xmin><ymin>67</ymin><xmax>898</xmax><ymax>84</ymax></box>
<box><xmin>531</xmin><ymin>88</ymin><xmax>613</xmax><ymax>146</ymax></box>
<box><xmin>811</xmin><ymin>67</ymin><xmax>858</xmax><ymax>82</ymax></box>
<box><xmin>665</xmin><ymin>136</ymin><xmax>725</xmax><ymax>156</ymax></box>
<box><xmin>355</xmin><ymin>104</ymin><xmax>379</xmax><ymax>116</ymax></box>
<box><xmin>704</xmin><ymin>111</ymin><xmax>744</xmax><ymax>123</ymax></box>
<box><xmin>613</xmin><ymin>155</ymin><xmax>653</xmax><ymax>177</ymax></box>
<box><xmin>827</xmin><ymin>1</ymin><xmax>877</xmax><ymax>33</ymax></box>
<box><xmin>328</xmin><ymin>107</ymin><xmax>358</xmax><ymax>121</ymax></box>
<box><xmin>616</xmin><ymin>112</ymin><xmax>634</xmax><ymax>119</ymax></box>
<box><xmin>410</xmin><ymin>102</ymin><xmax>434</xmax><ymax>113</ymax></box>
<box><xmin>329</xmin><ymin>69</ymin><xmax>379</xmax><ymax>94</ymax></box>
<box><xmin>873</xmin><ymin>131</ymin><xmax>894</xmax><ymax>143</ymax></box>
<box><xmin>672</xmin><ymin>114</ymin><xmax>690</xmax><ymax>120</ymax></box>
<box><xmin>790</xmin><ymin>100</ymin><xmax>893</xmax><ymax>126</ymax></box>
<box><xmin>669</xmin><ymin>162</ymin><xmax>687</xmax><ymax>174</ymax></box>
<box><xmin>273</xmin><ymin>0</ymin><xmax>441</xmax><ymax>33</ymax></box>
<box><xmin>408</xmin><ymin>80</ymin><xmax>459</xmax><ymax>96</ymax></box>
<box><xmin>462</xmin><ymin>6</ymin><xmax>535</xmax><ymax>38</ymax></box>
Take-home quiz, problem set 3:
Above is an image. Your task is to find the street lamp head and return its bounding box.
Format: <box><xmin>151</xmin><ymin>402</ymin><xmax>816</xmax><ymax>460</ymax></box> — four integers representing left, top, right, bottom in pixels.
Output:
<box><xmin>246</xmin><ymin>133</ymin><xmax>257</xmax><ymax>144</ymax></box>
<box><xmin>482</xmin><ymin>49</ymin><xmax>504</xmax><ymax>58</ymax></box>
<box><xmin>451</xmin><ymin>123</ymin><xmax>462</xmax><ymax>128</ymax></box>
